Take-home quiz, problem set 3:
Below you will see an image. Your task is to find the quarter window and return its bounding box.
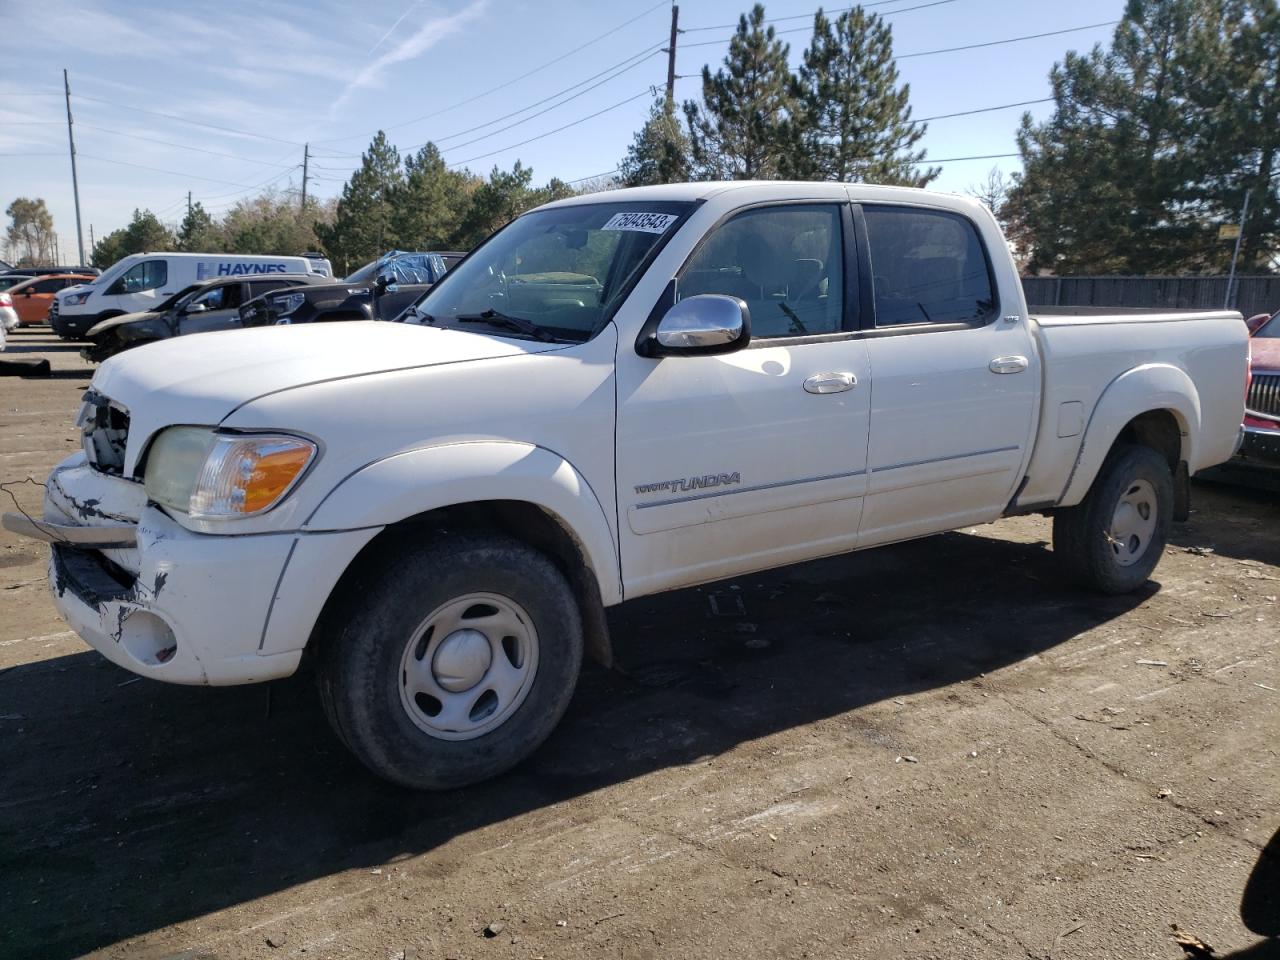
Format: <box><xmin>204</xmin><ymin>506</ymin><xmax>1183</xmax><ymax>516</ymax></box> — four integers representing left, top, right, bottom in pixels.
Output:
<box><xmin>863</xmin><ymin>206</ymin><xmax>996</xmax><ymax>328</ymax></box>
<box><xmin>677</xmin><ymin>205</ymin><xmax>845</xmax><ymax>339</ymax></box>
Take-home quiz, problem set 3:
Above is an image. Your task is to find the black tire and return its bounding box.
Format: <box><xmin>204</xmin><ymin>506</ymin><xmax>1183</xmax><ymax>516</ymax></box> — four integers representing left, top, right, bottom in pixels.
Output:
<box><xmin>1053</xmin><ymin>443</ymin><xmax>1173</xmax><ymax>594</ymax></box>
<box><xmin>315</xmin><ymin>533</ymin><xmax>583</xmax><ymax>790</ymax></box>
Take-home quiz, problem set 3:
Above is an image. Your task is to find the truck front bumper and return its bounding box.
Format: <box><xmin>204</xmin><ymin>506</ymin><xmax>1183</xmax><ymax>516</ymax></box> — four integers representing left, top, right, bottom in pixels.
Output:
<box><xmin>1240</xmin><ymin>421</ymin><xmax>1280</xmax><ymax>466</ymax></box>
<box><xmin>4</xmin><ymin>456</ymin><xmax>379</xmax><ymax>686</ymax></box>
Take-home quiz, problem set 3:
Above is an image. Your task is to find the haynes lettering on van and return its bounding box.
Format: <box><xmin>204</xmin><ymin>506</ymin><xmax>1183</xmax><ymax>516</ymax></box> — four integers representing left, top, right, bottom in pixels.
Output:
<box><xmin>197</xmin><ymin>262</ymin><xmax>290</xmax><ymax>280</ymax></box>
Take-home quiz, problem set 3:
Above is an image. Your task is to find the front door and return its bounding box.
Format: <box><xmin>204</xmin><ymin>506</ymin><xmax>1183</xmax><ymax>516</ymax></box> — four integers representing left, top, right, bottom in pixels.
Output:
<box><xmin>177</xmin><ymin>282</ymin><xmax>247</xmax><ymax>334</ymax></box>
<box><xmin>854</xmin><ymin>203</ymin><xmax>1040</xmax><ymax>547</ymax></box>
<box><xmin>615</xmin><ymin>203</ymin><xmax>872</xmax><ymax>598</ymax></box>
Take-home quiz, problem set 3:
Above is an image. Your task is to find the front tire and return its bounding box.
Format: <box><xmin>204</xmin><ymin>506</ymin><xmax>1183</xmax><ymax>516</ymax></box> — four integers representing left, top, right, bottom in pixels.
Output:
<box><xmin>1053</xmin><ymin>444</ymin><xmax>1173</xmax><ymax>594</ymax></box>
<box><xmin>316</xmin><ymin>534</ymin><xmax>583</xmax><ymax>790</ymax></box>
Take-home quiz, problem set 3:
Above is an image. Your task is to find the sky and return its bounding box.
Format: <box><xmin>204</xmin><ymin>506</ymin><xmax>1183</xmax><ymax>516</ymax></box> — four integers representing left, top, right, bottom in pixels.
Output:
<box><xmin>1</xmin><ymin>0</ymin><xmax>1126</xmax><ymax>262</ymax></box>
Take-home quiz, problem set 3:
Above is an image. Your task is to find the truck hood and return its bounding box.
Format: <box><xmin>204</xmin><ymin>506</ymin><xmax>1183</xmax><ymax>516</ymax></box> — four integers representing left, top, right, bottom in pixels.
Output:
<box><xmin>90</xmin><ymin>321</ymin><xmax>565</xmax><ymax>475</ymax></box>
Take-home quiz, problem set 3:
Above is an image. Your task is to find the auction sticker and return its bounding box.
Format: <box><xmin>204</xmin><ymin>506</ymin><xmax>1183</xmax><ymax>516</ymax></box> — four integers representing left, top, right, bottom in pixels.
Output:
<box><xmin>601</xmin><ymin>212</ymin><xmax>679</xmax><ymax>234</ymax></box>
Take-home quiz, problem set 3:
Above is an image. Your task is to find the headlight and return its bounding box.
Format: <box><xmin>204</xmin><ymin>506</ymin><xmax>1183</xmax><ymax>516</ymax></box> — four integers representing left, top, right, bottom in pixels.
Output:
<box><xmin>65</xmin><ymin>291</ymin><xmax>92</xmax><ymax>306</ymax></box>
<box><xmin>272</xmin><ymin>292</ymin><xmax>306</xmax><ymax>317</ymax></box>
<box><xmin>144</xmin><ymin>427</ymin><xmax>316</xmax><ymax>518</ymax></box>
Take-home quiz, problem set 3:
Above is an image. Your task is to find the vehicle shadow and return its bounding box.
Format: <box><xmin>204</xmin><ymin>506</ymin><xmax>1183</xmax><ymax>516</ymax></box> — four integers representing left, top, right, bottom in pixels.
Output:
<box><xmin>0</xmin><ymin>530</ymin><xmax>1154</xmax><ymax>958</ymax></box>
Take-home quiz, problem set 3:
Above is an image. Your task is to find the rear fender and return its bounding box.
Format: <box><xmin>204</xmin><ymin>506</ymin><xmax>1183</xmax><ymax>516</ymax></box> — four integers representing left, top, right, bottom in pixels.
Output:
<box><xmin>1059</xmin><ymin>363</ymin><xmax>1200</xmax><ymax>506</ymax></box>
<box><xmin>303</xmin><ymin>441</ymin><xmax>621</xmax><ymax>604</ymax></box>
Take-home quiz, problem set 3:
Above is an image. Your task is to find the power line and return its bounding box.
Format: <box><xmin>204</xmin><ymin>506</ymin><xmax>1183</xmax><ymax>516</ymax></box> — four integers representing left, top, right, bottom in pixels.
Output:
<box><xmin>73</xmin><ymin>93</ymin><xmax>304</xmax><ymax>146</ymax></box>
<box><xmin>683</xmin><ymin>0</ymin><xmax>941</xmax><ymax>31</ymax></box>
<box><xmin>413</xmin><ymin>50</ymin><xmax>665</xmax><ymax>154</ymax></box>
<box><xmin>682</xmin><ymin>0</ymin><xmax>958</xmax><ymax>48</ymax></box>
<box><xmin>77</xmin><ymin>153</ymin><xmax>276</xmax><ymax>187</ymax></box>
<box><xmin>914</xmin><ymin>97</ymin><xmax>1054</xmax><ymax>123</ymax></box>
<box><xmin>311</xmin><ymin>0</ymin><xmax>671</xmax><ymax>145</ymax></box>
<box><xmin>928</xmin><ymin>151</ymin><xmax>1020</xmax><ymax>163</ymax></box>
<box><xmin>897</xmin><ymin>21</ymin><xmax>1118</xmax><ymax>59</ymax></box>
<box><xmin>74</xmin><ymin>122</ymin><xmax>301</xmax><ymax>168</ymax></box>
<box><xmin>566</xmin><ymin>167</ymin><xmax>621</xmax><ymax>185</ymax></box>
<box><xmin>447</xmin><ymin>88</ymin><xmax>654</xmax><ymax>168</ymax></box>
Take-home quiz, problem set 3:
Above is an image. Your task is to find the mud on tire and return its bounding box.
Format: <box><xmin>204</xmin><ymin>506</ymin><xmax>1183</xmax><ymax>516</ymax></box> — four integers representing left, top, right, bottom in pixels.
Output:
<box><xmin>1052</xmin><ymin>443</ymin><xmax>1173</xmax><ymax>595</ymax></box>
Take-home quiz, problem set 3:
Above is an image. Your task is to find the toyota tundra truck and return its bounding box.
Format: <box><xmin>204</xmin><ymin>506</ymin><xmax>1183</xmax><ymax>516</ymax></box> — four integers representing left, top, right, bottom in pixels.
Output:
<box><xmin>3</xmin><ymin>182</ymin><xmax>1249</xmax><ymax>790</ymax></box>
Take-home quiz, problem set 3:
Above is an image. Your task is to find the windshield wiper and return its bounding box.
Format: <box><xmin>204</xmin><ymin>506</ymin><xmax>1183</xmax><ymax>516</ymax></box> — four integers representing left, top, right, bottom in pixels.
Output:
<box><xmin>455</xmin><ymin>309</ymin><xmax>556</xmax><ymax>342</ymax></box>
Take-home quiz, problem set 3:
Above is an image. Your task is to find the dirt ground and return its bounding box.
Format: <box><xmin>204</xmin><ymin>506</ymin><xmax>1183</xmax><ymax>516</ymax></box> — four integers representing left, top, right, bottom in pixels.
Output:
<box><xmin>1</xmin><ymin>326</ymin><xmax>1277</xmax><ymax>960</ymax></box>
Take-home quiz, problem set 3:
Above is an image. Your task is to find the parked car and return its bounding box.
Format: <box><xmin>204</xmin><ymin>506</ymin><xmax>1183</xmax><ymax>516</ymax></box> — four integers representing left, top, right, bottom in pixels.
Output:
<box><xmin>439</xmin><ymin>250</ymin><xmax>468</xmax><ymax>272</ymax></box>
<box><xmin>81</xmin><ymin>273</ymin><xmax>332</xmax><ymax>363</ymax></box>
<box><xmin>4</xmin><ymin>273</ymin><xmax>97</xmax><ymax>326</ymax></box>
<box><xmin>2</xmin><ymin>181</ymin><xmax>1249</xmax><ymax>791</ymax></box>
<box><xmin>0</xmin><ymin>292</ymin><xmax>18</xmax><ymax>333</ymax></box>
<box><xmin>1</xmin><ymin>265</ymin><xmax>100</xmax><ymax>279</ymax></box>
<box><xmin>51</xmin><ymin>252</ymin><xmax>333</xmax><ymax>340</ymax></box>
<box><xmin>1241</xmin><ymin>309</ymin><xmax>1280</xmax><ymax>467</ymax></box>
<box><xmin>237</xmin><ymin>250</ymin><xmax>448</xmax><ymax>327</ymax></box>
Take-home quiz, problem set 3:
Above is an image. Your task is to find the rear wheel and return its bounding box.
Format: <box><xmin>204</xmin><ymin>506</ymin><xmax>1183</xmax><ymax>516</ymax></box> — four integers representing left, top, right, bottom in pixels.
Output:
<box><xmin>316</xmin><ymin>533</ymin><xmax>583</xmax><ymax>790</ymax></box>
<box><xmin>1053</xmin><ymin>444</ymin><xmax>1173</xmax><ymax>594</ymax></box>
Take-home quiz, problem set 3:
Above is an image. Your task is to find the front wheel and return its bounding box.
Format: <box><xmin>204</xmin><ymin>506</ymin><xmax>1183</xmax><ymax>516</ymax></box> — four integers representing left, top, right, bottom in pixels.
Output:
<box><xmin>316</xmin><ymin>534</ymin><xmax>583</xmax><ymax>790</ymax></box>
<box><xmin>1053</xmin><ymin>444</ymin><xmax>1173</xmax><ymax>594</ymax></box>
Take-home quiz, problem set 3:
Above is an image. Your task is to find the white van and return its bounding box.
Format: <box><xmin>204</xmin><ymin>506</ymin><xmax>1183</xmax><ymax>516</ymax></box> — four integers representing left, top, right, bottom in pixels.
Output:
<box><xmin>52</xmin><ymin>252</ymin><xmax>333</xmax><ymax>339</ymax></box>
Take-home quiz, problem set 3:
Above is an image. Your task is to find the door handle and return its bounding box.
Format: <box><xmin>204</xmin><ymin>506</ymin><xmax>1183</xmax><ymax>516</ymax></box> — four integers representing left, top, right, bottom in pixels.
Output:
<box><xmin>803</xmin><ymin>372</ymin><xmax>857</xmax><ymax>394</ymax></box>
<box><xmin>989</xmin><ymin>355</ymin><xmax>1029</xmax><ymax>375</ymax></box>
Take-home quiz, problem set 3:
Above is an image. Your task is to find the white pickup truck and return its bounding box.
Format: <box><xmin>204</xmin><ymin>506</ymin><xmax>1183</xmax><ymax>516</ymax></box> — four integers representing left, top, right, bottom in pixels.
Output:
<box><xmin>3</xmin><ymin>182</ymin><xmax>1248</xmax><ymax>790</ymax></box>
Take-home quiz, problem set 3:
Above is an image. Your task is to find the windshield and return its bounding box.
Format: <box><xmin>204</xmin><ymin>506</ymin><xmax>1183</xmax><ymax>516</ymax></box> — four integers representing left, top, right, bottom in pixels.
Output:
<box><xmin>1257</xmin><ymin>312</ymin><xmax>1280</xmax><ymax>338</ymax></box>
<box><xmin>0</xmin><ymin>276</ymin><xmax>23</xmax><ymax>291</ymax></box>
<box><xmin>413</xmin><ymin>201</ymin><xmax>693</xmax><ymax>340</ymax></box>
<box><xmin>159</xmin><ymin>283</ymin><xmax>204</xmax><ymax>312</ymax></box>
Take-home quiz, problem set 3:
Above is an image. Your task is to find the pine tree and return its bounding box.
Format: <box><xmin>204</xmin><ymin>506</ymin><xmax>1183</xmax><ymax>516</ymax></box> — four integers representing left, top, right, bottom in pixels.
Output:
<box><xmin>784</xmin><ymin>8</ymin><xmax>937</xmax><ymax>186</ymax></box>
<box><xmin>176</xmin><ymin>201</ymin><xmax>222</xmax><ymax>252</ymax></box>
<box><xmin>619</xmin><ymin>97</ymin><xmax>691</xmax><ymax>186</ymax></box>
<box><xmin>450</xmin><ymin>161</ymin><xmax>540</xmax><ymax>249</ymax></box>
<box><xmin>683</xmin><ymin>4</ymin><xmax>793</xmax><ymax>180</ymax></box>
<box><xmin>1004</xmin><ymin>0</ymin><xmax>1226</xmax><ymax>273</ymax></box>
<box><xmin>316</xmin><ymin>131</ymin><xmax>404</xmax><ymax>275</ymax></box>
<box><xmin>391</xmin><ymin>143</ymin><xmax>476</xmax><ymax>250</ymax></box>
<box><xmin>90</xmin><ymin>209</ymin><xmax>174</xmax><ymax>268</ymax></box>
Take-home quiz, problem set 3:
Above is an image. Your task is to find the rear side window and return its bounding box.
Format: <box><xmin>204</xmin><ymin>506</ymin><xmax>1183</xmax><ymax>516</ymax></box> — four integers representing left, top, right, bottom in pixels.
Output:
<box><xmin>110</xmin><ymin>260</ymin><xmax>168</xmax><ymax>295</ymax></box>
<box><xmin>863</xmin><ymin>206</ymin><xmax>996</xmax><ymax>328</ymax></box>
<box><xmin>248</xmin><ymin>279</ymin><xmax>293</xmax><ymax>297</ymax></box>
<box><xmin>32</xmin><ymin>278</ymin><xmax>64</xmax><ymax>294</ymax></box>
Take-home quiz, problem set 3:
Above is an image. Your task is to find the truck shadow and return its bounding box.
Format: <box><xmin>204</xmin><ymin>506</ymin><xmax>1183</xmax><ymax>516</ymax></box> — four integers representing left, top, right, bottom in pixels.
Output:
<box><xmin>1</xmin><ymin>529</ymin><xmax>1152</xmax><ymax>958</ymax></box>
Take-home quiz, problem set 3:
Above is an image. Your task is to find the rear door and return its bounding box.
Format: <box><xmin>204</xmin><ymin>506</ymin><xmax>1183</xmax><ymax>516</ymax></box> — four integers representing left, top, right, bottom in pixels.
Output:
<box><xmin>855</xmin><ymin>202</ymin><xmax>1039</xmax><ymax>547</ymax></box>
<box><xmin>16</xmin><ymin>277</ymin><xmax>63</xmax><ymax>323</ymax></box>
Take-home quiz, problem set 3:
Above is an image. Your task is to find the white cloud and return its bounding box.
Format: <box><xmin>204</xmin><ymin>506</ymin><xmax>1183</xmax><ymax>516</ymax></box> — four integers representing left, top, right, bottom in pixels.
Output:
<box><xmin>329</xmin><ymin>0</ymin><xmax>488</xmax><ymax>119</ymax></box>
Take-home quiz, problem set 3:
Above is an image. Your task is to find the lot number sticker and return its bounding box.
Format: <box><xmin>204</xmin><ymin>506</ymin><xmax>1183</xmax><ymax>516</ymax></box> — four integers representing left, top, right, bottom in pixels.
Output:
<box><xmin>601</xmin><ymin>212</ymin><xmax>679</xmax><ymax>234</ymax></box>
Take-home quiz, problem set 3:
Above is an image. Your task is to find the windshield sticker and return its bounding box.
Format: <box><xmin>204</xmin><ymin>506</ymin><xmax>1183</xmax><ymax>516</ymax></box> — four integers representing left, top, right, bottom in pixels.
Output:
<box><xmin>601</xmin><ymin>212</ymin><xmax>679</xmax><ymax>234</ymax></box>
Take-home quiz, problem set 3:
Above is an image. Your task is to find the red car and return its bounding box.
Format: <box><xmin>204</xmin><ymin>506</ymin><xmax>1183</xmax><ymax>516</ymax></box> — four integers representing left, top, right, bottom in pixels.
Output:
<box><xmin>1242</xmin><ymin>310</ymin><xmax>1280</xmax><ymax>467</ymax></box>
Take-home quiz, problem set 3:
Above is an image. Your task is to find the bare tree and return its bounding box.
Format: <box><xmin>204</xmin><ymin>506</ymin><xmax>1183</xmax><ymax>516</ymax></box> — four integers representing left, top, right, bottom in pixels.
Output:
<box><xmin>5</xmin><ymin>197</ymin><xmax>56</xmax><ymax>265</ymax></box>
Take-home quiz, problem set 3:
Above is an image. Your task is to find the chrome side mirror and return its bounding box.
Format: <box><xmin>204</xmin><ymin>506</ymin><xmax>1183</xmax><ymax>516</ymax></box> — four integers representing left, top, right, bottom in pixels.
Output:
<box><xmin>646</xmin><ymin>294</ymin><xmax>750</xmax><ymax>357</ymax></box>
<box><xmin>184</xmin><ymin>302</ymin><xmax>208</xmax><ymax>314</ymax></box>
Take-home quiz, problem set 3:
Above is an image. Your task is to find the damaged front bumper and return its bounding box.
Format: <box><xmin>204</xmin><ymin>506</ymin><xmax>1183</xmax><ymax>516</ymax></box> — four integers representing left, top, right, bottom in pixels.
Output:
<box><xmin>4</xmin><ymin>454</ymin><xmax>304</xmax><ymax>685</ymax></box>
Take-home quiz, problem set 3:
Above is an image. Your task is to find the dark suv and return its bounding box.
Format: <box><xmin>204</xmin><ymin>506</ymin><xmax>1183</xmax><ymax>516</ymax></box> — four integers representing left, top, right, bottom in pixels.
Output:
<box><xmin>81</xmin><ymin>273</ymin><xmax>329</xmax><ymax>362</ymax></box>
<box><xmin>238</xmin><ymin>251</ymin><xmax>448</xmax><ymax>327</ymax></box>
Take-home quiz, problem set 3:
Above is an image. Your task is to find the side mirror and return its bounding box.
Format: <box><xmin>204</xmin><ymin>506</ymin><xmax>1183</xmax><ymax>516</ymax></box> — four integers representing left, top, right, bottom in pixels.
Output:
<box><xmin>374</xmin><ymin>273</ymin><xmax>399</xmax><ymax>295</ymax></box>
<box><xmin>23</xmin><ymin>288</ymin><xmax>34</xmax><ymax>297</ymax></box>
<box><xmin>641</xmin><ymin>294</ymin><xmax>750</xmax><ymax>357</ymax></box>
<box><xmin>184</xmin><ymin>302</ymin><xmax>208</xmax><ymax>314</ymax></box>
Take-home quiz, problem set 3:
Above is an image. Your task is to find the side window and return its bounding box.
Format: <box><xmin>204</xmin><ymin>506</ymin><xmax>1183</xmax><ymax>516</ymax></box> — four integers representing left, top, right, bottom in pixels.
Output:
<box><xmin>677</xmin><ymin>204</ymin><xmax>845</xmax><ymax>339</ymax></box>
<box><xmin>191</xmin><ymin>286</ymin><xmax>226</xmax><ymax>309</ymax></box>
<box><xmin>112</xmin><ymin>260</ymin><xmax>168</xmax><ymax>295</ymax></box>
<box><xmin>862</xmin><ymin>206</ymin><xmax>996</xmax><ymax>328</ymax></box>
<box><xmin>32</xmin><ymin>278</ymin><xmax>63</xmax><ymax>294</ymax></box>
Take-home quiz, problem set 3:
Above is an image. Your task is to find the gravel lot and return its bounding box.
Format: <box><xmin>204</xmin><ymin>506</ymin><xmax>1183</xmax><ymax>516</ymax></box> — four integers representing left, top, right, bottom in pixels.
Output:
<box><xmin>1</xmin><ymin>326</ymin><xmax>1277</xmax><ymax>960</ymax></box>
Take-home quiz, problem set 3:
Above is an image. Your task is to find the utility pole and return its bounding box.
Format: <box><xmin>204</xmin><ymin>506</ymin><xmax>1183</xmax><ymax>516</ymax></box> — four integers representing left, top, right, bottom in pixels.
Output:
<box><xmin>664</xmin><ymin>5</ymin><xmax>680</xmax><ymax>105</ymax></box>
<box><xmin>187</xmin><ymin>191</ymin><xmax>192</xmax><ymax>219</ymax></box>
<box><xmin>63</xmin><ymin>69</ymin><xmax>86</xmax><ymax>268</ymax></box>
<box><xmin>89</xmin><ymin>224</ymin><xmax>95</xmax><ymax>257</ymax></box>
<box><xmin>1224</xmin><ymin>187</ymin><xmax>1252</xmax><ymax>310</ymax></box>
<box><xmin>300</xmin><ymin>143</ymin><xmax>310</xmax><ymax>212</ymax></box>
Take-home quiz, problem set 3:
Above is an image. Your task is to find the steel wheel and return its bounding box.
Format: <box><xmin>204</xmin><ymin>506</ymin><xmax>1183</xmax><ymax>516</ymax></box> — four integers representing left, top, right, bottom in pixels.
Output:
<box><xmin>1107</xmin><ymin>478</ymin><xmax>1158</xmax><ymax>567</ymax></box>
<box><xmin>398</xmin><ymin>592</ymin><xmax>539</xmax><ymax>741</ymax></box>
